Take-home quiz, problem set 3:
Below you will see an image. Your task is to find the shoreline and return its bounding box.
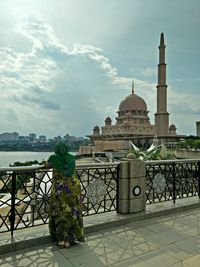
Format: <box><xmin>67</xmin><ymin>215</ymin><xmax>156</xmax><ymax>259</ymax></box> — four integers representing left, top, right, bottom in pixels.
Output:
<box><xmin>0</xmin><ymin>150</ymin><xmax>78</xmax><ymax>153</ymax></box>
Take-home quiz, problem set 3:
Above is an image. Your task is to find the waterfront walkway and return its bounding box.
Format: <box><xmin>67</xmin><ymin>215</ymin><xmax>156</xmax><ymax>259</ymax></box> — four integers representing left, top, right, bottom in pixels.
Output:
<box><xmin>1</xmin><ymin>198</ymin><xmax>200</xmax><ymax>266</ymax></box>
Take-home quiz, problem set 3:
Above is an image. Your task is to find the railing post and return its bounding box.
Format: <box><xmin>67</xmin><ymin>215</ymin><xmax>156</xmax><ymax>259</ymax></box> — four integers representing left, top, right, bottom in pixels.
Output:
<box><xmin>172</xmin><ymin>162</ymin><xmax>176</xmax><ymax>204</ymax></box>
<box><xmin>118</xmin><ymin>159</ymin><xmax>145</xmax><ymax>214</ymax></box>
<box><xmin>198</xmin><ymin>161</ymin><xmax>200</xmax><ymax>198</ymax></box>
<box><xmin>10</xmin><ymin>171</ymin><xmax>16</xmax><ymax>237</ymax></box>
<box><xmin>117</xmin><ymin>161</ymin><xmax>129</xmax><ymax>213</ymax></box>
<box><xmin>116</xmin><ymin>164</ymin><xmax>120</xmax><ymax>213</ymax></box>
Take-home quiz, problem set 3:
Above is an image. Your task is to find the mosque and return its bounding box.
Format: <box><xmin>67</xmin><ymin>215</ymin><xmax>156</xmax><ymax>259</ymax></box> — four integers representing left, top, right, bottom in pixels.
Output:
<box><xmin>80</xmin><ymin>33</ymin><xmax>185</xmax><ymax>154</ymax></box>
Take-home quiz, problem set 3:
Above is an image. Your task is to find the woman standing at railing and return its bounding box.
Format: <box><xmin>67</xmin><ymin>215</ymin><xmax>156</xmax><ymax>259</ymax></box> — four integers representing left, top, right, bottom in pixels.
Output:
<box><xmin>45</xmin><ymin>142</ymin><xmax>85</xmax><ymax>248</ymax></box>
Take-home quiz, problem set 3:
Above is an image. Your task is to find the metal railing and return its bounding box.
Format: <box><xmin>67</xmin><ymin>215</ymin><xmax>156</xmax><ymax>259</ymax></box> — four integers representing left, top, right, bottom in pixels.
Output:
<box><xmin>0</xmin><ymin>163</ymin><xmax>119</xmax><ymax>236</ymax></box>
<box><xmin>145</xmin><ymin>159</ymin><xmax>200</xmax><ymax>204</ymax></box>
<box><xmin>1</xmin><ymin>158</ymin><xmax>200</xmax><ymax>237</ymax></box>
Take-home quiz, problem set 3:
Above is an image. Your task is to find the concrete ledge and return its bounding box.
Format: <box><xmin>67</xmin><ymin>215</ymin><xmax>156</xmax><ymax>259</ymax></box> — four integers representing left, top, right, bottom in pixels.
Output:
<box><xmin>85</xmin><ymin>201</ymin><xmax>200</xmax><ymax>233</ymax></box>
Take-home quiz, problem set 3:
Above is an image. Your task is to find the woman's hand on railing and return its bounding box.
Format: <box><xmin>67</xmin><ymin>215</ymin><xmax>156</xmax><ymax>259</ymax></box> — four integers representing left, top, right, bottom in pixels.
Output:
<box><xmin>42</xmin><ymin>160</ymin><xmax>53</xmax><ymax>169</ymax></box>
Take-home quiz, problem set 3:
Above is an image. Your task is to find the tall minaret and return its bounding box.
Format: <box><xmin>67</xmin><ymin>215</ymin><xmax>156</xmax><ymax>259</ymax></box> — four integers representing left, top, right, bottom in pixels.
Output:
<box><xmin>155</xmin><ymin>33</ymin><xmax>169</xmax><ymax>136</ymax></box>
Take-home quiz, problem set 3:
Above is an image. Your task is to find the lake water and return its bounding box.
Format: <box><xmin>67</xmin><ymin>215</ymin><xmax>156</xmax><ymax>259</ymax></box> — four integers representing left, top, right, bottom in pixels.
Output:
<box><xmin>0</xmin><ymin>151</ymin><xmax>53</xmax><ymax>167</ymax></box>
<box><xmin>0</xmin><ymin>151</ymin><xmax>77</xmax><ymax>167</ymax></box>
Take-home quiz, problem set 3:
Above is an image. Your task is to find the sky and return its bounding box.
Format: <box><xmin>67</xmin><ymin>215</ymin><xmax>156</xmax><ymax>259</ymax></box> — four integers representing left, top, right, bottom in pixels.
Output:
<box><xmin>0</xmin><ymin>0</ymin><xmax>200</xmax><ymax>138</ymax></box>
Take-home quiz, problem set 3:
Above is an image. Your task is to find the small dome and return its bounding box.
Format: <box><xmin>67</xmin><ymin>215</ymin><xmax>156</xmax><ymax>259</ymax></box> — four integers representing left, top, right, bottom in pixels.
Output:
<box><xmin>93</xmin><ymin>125</ymin><xmax>100</xmax><ymax>135</ymax></box>
<box><xmin>119</xmin><ymin>93</ymin><xmax>147</xmax><ymax>112</ymax></box>
<box><xmin>105</xmin><ymin>116</ymin><xmax>111</xmax><ymax>122</ymax></box>
<box><xmin>169</xmin><ymin>124</ymin><xmax>176</xmax><ymax>130</ymax></box>
<box><xmin>93</xmin><ymin>125</ymin><xmax>100</xmax><ymax>130</ymax></box>
<box><xmin>105</xmin><ymin>116</ymin><xmax>112</xmax><ymax>126</ymax></box>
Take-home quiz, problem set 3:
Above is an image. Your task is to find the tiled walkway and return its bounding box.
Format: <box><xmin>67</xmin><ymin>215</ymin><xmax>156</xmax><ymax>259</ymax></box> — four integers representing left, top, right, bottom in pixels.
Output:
<box><xmin>1</xmin><ymin>205</ymin><xmax>200</xmax><ymax>266</ymax></box>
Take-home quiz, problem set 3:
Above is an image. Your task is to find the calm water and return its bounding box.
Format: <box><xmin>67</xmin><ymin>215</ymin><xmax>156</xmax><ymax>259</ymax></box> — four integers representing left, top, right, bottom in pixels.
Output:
<box><xmin>0</xmin><ymin>151</ymin><xmax>77</xmax><ymax>167</ymax></box>
<box><xmin>0</xmin><ymin>151</ymin><xmax>53</xmax><ymax>167</ymax></box>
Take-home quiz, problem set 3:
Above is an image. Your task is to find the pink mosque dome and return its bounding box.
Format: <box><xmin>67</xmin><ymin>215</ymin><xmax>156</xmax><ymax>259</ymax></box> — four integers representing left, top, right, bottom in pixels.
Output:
<box><xmin>119</xmin><ymin>92</ymin><xmax>147</xmax><ymax>112</ymax></box>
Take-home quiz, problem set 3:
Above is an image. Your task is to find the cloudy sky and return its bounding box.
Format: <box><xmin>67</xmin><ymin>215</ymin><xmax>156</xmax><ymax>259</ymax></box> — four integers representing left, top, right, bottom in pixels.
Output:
<box><xmin>0</xmin><ymin>0</ymin><xmax>199</xmax><ymax>138</ymax></box>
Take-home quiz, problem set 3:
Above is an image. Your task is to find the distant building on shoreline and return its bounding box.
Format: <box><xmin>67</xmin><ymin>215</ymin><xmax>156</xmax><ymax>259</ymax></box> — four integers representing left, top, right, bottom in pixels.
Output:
<box><xmin>196</xmin><ymin>122</ymin><xmax>200</xmax><ymax>137</ymax></box>
<box><xmin>80</xmin><ymin>33</ymin><xmax>186</xmax><ymax>154</ymax></box>
<box><xmin>0</xmin><ymin>132</ymin><xmax>19</xmax><ymax>142</ymax></box>
<box><xmin>39</xmin><ymin>135</ymin><xmax>47</xmax><ymax>142</ymax></box>
<box><xmin>29</xmin><ymin>133</ymin><xmax>37</xmax><ymax>142</ymax></box>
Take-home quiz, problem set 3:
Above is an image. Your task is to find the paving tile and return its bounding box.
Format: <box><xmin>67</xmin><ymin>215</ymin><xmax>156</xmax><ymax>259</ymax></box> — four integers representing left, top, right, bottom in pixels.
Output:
<box><xmin>137</xmin><ymin>250</ymin><xmax>179</xmax><ymax>267</ymax></box>
<box><xmin>59</xmin><ymin>242</ymin><xmax>92</xmax><ymax>258</ymax></box>
<box><xmin>0</xmin><ymin>243</ymin><xmax>64</xmax><ymax>267</ymax></box>
<box><xmin>146</xmin><ymin>229</ymin><xmax>186</xmax><ymax>247</ymax></box>
<box><xmin>158</xmin><ymin>218</ymin><xmax>177</xmax><ymax>228</ymax></box>
<box><xmin>29</xmin><ymin>250</ymin><xmax>74</xmax><ymax>267</ymax></box>
<box><xmin>175</xmin><ymin>216</ymin><xmax>200</xmax><ymax>227</ymax></box>
<box><xmin>0</xmin><ymin>257</ymin><xmax>36</xmax><ymax>267</ymax></box>
<box><xmin>145</xmin><ymin>222</ymin><xmax>173</xmax><ymax>233</ymax></box>
<box><xmin>175</xmin><ymin>237</ymin><xmax>200</xmax><ymax>254</ymax></box>
<box><xmin>170</xmin><ymin>261</ymin><xmax>191</xmax><ymax>267</ymax></box>
<box><xmin>189</xmin><ymin>235</ymin><xmax>200</xmax><ymax>252</ymax></box>
<box><xmin>110</xmin><ymin>255</ymin><xmax>149</xmax><ymax>267</ymax></box>
<box><xmin>68</xmin><ymin>251</ymin><xmax>107</xmax><ymax>267</ymax></box>
<box><xmin>157</xmin><ymin>215</ymin><xmax>177</xmax><ymax>222</ymax></box>
<box><xmin>183</xmin><ymin>253</ymin><xmax>200</xmax><ymax>267</ymax></box>
<box><xmin>98</xmin><ymin>250</ymin><xmax>139</xmax><ymax>266</ymax></box>
<box><xmin>133</xmin><ymin>226</ymin><xmax>155</xmax><ymax>236</ymax></box>
<box><xmin>85</xmin><ymin>226</ymin><xmax>159</xmax><ymax>265</ymax></box>
<box><xmin>0</xmin><ymin>251</ymin><xmax>37</xmax><ymax>267</ymax></box>
<box><xmin>160</xmin><ymin>244</ymin><xmax>197</xmax><ymax>261</ymax></box>
<box><xmin>24</xmin><ymin>243</ymin><xmax>59</xmax><ymax>254</ymax></box>
<box><xmin>113</xmin><ymin>249</ymin><xmax>181</xmax><ymax>267</ymax></box>
<box><xmin>0</xmin><ymin>243</ymin><xmax>57</xmax><ymax>258</ymax></box>
<box><xmin>173</xmin><ymin>224</ymin><xmax>200</xmax><ymax>238</ymax></box>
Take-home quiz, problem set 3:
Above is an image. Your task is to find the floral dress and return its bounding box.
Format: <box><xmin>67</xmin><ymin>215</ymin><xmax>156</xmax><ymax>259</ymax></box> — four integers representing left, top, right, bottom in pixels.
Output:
<box><xmin>49</xmin><ymin>169</ymin><xmax>84</xmax><ymax>243</ymax></box>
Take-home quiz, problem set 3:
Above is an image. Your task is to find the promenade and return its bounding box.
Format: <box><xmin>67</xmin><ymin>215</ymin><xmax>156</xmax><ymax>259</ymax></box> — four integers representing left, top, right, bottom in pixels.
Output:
<box><xmin>1</xmin><ymin>198</ymin><xmax>200</xmax><ymax>266</ymax></box>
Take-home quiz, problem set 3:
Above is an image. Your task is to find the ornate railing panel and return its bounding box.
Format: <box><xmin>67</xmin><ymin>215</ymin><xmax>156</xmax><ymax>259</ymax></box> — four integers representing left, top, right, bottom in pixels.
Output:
<box><xmin>0</xmin><ymin>167</ymin><xmax>52</xmax><ymax>236</ymax></box>
<box><xmin>145</xmin><ymin>160</ymin><xmax>200</xmax><ymax>204</ymax></box>
<box><xmin>0</xmin><ymin>163</ymin><xmax>119</xmax><ymax>236</ymax></box>
<box><xmin>76</xmin><ymin>163</ymin><xmax>119</xmax><ymax>216</ymax></box>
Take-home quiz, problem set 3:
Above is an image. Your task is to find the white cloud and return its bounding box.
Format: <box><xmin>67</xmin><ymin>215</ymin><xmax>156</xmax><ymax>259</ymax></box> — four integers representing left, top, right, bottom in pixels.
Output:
<box><xmin>0</xmin><ymin>9</ymin><xmax>198</xmax><ymax>137</ymax></box>
<box><xmin>169</xmin><ymin>89</ymin><xmax>200</xmax><ymax>114</ymax></box>
<box><xmin>71</xmin><ymin>44</ymin><xmax>117</xmax><ymax>78</ymax></box>
<box><xmin>0</xmin><ymin>12</ymin><xmax>129</xmax><ymax>136</ymax></box>
<box><xmin>167</xmin><ymin>87</ymin><xmax>200</xmax><ymax>134</ymax></box>
<box><xmin>140</xmin><ymin>67</ymin><xmax>156</xmax><ymax>77</ymax></box>
<box><xmin>0</xmin><ymin>9</ymin><xmax>160</xmax><ymax>137</ymax></box>
<box><xmin>112</xmin><ymin>76</ymin><xmax>131</xmax><ymax>89</ymax></box>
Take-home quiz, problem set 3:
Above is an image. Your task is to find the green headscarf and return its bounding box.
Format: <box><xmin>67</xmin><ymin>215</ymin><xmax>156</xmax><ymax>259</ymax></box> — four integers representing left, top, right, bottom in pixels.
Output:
<box><xmin>48</xmin><ymin>142</ymin><xmax>75</xmax><ymax>177</ymax></box>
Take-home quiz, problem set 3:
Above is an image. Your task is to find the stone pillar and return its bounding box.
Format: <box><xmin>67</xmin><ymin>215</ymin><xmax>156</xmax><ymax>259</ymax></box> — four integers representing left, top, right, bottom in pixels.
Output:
<box><xmin>118</xmin><ymin>159</ymin><xmax>146</xmax><ymax>214</ymax></box>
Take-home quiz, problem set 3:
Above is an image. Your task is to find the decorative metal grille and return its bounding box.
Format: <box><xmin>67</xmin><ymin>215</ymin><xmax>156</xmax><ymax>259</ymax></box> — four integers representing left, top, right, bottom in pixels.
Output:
<box><xmin>0</xmin><ymin>168</ymin><xmax>52</xmax><ymax>235</ymax></box>
<box><xmin>0</xmin><ymin>163</ymin><xmax>118</xmax><ymax>236</ymax></box>
<box><xmin>76</xmin><ymin>163</ymin><xmax>118</xmax><ymax>216</ymax></box>
<box><xmin>145</xmin><ymin>160</ymin><xmax>200</xmax><ymax>204</ymax></box>
<box><xmin>1</xmin><ymin>160</ymin><xmax>199</xmax><ymax>236</ymax></box>
<box><xmin>152</xmin><ymin>173</ymin><xmax>166</xmax><ymax>194</ymax></box>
